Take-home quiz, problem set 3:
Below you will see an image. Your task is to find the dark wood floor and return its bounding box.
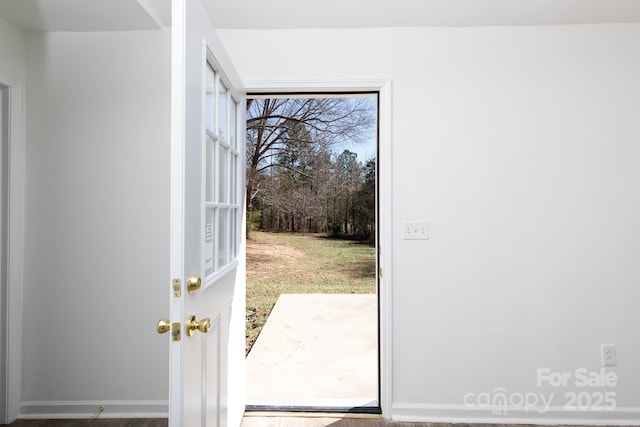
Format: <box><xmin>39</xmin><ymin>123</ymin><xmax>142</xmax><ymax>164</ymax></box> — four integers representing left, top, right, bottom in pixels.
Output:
<box><xmin>6</xmin><ymin>420</ymin><xmax>634</xmax><ymax>427</ymax></box>
<box><xmin>0</xmin><ymin>420</ymin><xmax>507</xmax><ymax>427</ymax></box>
<box><xmin>0</xmin><ymin>422</ymin><xmax>522</xmax><ymax>427</ymax></box>
<box><xmin>4</xmin><ymin>420</ymin><xmax>167</xmax><ymax>427</ymax></box>
<box><xmin>0</xmin><ymin>417</ymin><xmax>410</xmax><ymax>427</ymax></box>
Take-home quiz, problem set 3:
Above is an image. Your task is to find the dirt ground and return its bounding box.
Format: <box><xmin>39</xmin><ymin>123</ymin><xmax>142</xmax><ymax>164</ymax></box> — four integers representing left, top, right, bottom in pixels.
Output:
<box><xmin>245</xmin><ymin>232</ymin><xmax>308</xmax><ymax>352</ymax></box>
<box><xmin>245</xmin><ymin>231</ymin><xmax>307</xmax><ymax>283</ymax></box>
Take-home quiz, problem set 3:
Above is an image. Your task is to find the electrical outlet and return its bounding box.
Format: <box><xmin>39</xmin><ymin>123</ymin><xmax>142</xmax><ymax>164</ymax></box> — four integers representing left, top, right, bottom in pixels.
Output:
<box><xmin>601</xmin><ymin>344</ymin><xmax>617</xmax><ymax>366</ymax></box>
<box><xmin>403</xmin><ymin>221</ymin><xmax>429</xmax><ymax>240</ymax></box>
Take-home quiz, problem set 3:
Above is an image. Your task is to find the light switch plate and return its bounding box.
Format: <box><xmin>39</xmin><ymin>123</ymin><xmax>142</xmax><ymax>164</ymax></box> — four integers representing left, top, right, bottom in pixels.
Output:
<box><xmin>403</xmin><ymin>221</ymin><xmax>429</xmax><ymax>240</ymax></box>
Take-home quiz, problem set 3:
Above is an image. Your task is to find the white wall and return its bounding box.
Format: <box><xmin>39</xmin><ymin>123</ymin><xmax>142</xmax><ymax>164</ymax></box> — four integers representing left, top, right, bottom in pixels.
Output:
<box><xmin>219</xmin><ymin>24</ymin><xmax>640</xmax><ymax>423</ymax></box>
<box><xmin>0</xmin><ymin>15</ymin><xmax>26</xmax><ymax>424</ymax></box>
<box><xmin>0</xmin><ymin>16</ymin><xmax>26</xmax><ymax>80</ymax></box>
<box><xmin>22</xmin><ymin>30</ymin><xmax>171</xmax><ymax>417</ymax></box>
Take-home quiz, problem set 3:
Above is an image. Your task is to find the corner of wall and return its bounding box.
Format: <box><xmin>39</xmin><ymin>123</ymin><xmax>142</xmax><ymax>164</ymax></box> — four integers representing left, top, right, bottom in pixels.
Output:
<box><xmin>0</xmin><ymin>13</ymin><xmax>26</xmax><ymax>425</ymax></box>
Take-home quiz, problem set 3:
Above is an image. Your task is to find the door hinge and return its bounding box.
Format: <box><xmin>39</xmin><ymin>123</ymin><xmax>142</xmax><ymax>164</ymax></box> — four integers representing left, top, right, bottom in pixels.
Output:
<box><xmin>379</xmin><ymin>267</ymin><xmax>384</xmax><ymax>278</ymax></box>
<box><xmin>172</xmin><ymin>278</ymin><xmax>181</xmax><ymax>297</ymax></box>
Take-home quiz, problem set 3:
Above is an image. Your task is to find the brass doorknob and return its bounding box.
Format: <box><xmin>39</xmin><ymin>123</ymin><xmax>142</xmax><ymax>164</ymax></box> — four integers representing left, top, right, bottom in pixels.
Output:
<box><xmin>187</xmin><ymin>275</ymin><xmax>202</xmax><ymax>293</ymax></box>
<box><xmin>157</xmin><ymin>319</ymin><xmax>170</xmax><ymax>334</ymax></box>
<box><xmin>186</xmin><ymin>315</ymin><xmax>210</xmax><ymax>336</ymax></box>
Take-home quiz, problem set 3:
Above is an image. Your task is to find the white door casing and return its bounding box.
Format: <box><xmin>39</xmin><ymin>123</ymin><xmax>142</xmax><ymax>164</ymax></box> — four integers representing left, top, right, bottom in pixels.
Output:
<box><xmin>169</xmin><ymin>1</ymin><xmax>246</xmax><ymax>426</ymax></box>
<box><xmin>0</xmin><ymin>74</ymin><xmax>24</xmax><ymax>425</ymax></box>
<box><xmin>244</xmin><ymin>79</ymin><xmax>393</xmax><ymax>417</ymax></box>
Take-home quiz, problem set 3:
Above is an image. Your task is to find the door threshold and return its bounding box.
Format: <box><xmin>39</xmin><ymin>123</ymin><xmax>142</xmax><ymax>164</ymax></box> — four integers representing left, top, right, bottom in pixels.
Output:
<box><xmin>245</xmin><ymin>397</ymin><xmax>380</xmax><ymax>414</ymax></box>
<box><xmin>244</xmin><ymin>409</ymin><xmax>383</xmax><ymax>419</ymax></box>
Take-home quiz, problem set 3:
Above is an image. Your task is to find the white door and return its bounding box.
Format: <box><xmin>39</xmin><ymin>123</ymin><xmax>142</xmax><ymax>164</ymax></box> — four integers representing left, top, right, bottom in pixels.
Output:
<box><xmin>166</xmin><ymin>0</ymin><xmax>246</xmax><ymax>426</ymax></box>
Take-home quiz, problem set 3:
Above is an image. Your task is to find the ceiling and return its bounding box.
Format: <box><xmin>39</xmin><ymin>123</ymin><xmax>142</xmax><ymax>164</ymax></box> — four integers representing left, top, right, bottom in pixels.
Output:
<box><xmin>211</xmin><ymin>0</ymin><xmax>640</xmax><ymax>29</ymax></box>
<box><xmin>0</xmin><ymin>0</ymin><xmax>170</xmax><ymax>31</ymax></box>
<box><xmin>1</xmin><ymin>0</ymin><xmax>640</xmax><ymax>32</ymax></box>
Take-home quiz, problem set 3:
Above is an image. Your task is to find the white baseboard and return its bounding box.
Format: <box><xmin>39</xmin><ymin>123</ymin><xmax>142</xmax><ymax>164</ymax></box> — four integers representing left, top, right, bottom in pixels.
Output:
<box><xmin>19</xmin><ymin>400</ymin><xmax>168</xmax><ymax>419</ymax></box>
<box><xmin>392</xmin><ymin>403</ymin><xmax>640</xmax><ymax>425</ymax></box>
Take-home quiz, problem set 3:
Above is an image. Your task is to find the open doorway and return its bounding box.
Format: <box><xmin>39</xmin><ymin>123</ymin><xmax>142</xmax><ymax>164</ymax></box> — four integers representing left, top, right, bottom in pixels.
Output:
<box><xmin>244</xmin><ymin>93</ymin><xmax>380</xmax><ymax>413</ymax></box>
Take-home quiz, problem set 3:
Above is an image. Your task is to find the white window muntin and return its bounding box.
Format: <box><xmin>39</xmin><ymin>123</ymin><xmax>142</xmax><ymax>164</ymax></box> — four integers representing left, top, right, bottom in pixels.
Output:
<box><xmin>202</xmin><ymin>49</ymin><xmax>241</xmax><ymax>285</ymax></box>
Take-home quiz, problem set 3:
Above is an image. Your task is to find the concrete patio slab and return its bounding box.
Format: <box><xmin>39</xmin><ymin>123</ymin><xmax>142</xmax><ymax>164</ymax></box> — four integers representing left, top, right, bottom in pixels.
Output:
<box><xmin>246</xmin><ymin>294</ymin><xmax>378</xmax><ymax>408</ymax></box>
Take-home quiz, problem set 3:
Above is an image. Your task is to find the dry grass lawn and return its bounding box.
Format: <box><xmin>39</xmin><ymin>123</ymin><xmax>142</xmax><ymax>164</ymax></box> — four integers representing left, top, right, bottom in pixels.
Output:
<box><xmin>245</xmin><ymin>231</ymin><xmax>376</xmax><ymax>353</ymax></box>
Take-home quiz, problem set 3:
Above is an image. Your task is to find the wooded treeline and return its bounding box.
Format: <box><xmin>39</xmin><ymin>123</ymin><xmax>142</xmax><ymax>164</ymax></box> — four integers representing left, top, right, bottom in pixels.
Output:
<box><xmin>246</xmin><ymin>97</ymin><xmax>376</xmax><ymax>240</ymax></box>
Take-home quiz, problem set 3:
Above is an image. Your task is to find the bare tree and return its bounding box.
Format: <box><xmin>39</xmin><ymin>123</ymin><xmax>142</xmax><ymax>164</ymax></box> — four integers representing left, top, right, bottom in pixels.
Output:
<box><xmin>246</xmin><ymin>97</ymin><xmax>375</xmax><ymax>230</ymax></box>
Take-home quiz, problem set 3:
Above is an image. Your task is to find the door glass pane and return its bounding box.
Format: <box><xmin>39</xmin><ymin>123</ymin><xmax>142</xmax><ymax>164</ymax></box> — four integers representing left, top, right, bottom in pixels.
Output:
<box><xmin>205</xmin><ymin>64</ymin><xmax>215</xmax><ymax>132</ymax></box>
<box><xmin>218</xmin><ymin>82</ymin><xmax>228</xmax><ymax>141</ymax></box>
<box><xmin>202</xmin><ymin>61</ymin><xmax>240</xmax><ymax>279</ymax></box>
<box><xmin>204</xmin><ymin>207</ymin><xmax>215</xmax><ymax>276</ymax></box>
<box><xmin>218</xmin><ymin>146</ymin><xmax>228</xmax><ymax>203</ymax></box>
<box><xmin>217</xmin><ymin>208</ymin><xmax>228</xmax><ymax>267</ymax></box>
<box><xmin>230</xmin><ymin>153</ymin><xmax>237</xmax><ymax>204</ymax></box>
<box><xmin>230</xmin><ymin>210</ymin><xmax>236</xmax><ymax>258</ymax></box>
<box><xmin>229</xmin><ymin>99</ymin><xmax>237</xmax><ymax>149</ymax></box>
<box><xmin>205</xmin><ymin>135</ymin><xmax>215</xmax><ymax>202</ymax></box>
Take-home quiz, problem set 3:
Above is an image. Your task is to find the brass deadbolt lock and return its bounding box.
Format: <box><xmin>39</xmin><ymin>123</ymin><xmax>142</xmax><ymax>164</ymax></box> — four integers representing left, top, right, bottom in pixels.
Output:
<box><xmin>187</xmin><ymin>275</ymin><xmax>202</xmax><ymax>293</ymax></box>
<box><xmin>157</xmin><ymin>319</ymin><xmax>170</xmax><ymax>334</ymax></box>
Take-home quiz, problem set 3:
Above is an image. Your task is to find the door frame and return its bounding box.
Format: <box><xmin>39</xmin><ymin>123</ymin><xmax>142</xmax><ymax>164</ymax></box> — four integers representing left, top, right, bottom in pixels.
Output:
<box><xmin>244</xmin><ymin>79</ymin><xmax>393</xmax><ymax>418</ymax></box>
<box><xmin>0</xmin><ymin>74</ymin><xmax>25</xmax><ymax>424</ymax></box>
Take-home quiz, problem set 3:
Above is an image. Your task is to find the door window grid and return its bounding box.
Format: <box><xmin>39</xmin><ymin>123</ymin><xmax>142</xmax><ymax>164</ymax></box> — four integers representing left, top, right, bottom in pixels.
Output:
<box><xmin>204</xmin><ymin>61</ymin><xmax>240</xmax><ymax>280</ymax></box>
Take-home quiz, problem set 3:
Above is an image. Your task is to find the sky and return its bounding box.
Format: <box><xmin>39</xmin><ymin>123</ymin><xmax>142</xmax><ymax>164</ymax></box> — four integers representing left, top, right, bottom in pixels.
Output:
<box><xmin>340</xmin><ymin>137</ymin><xmax>377</xmax><ymax>163</ymax></box>
<box><xmin>335</xmin><ymin>96</ymin><xmax>377</xmax><ymax>163</ymax></box>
